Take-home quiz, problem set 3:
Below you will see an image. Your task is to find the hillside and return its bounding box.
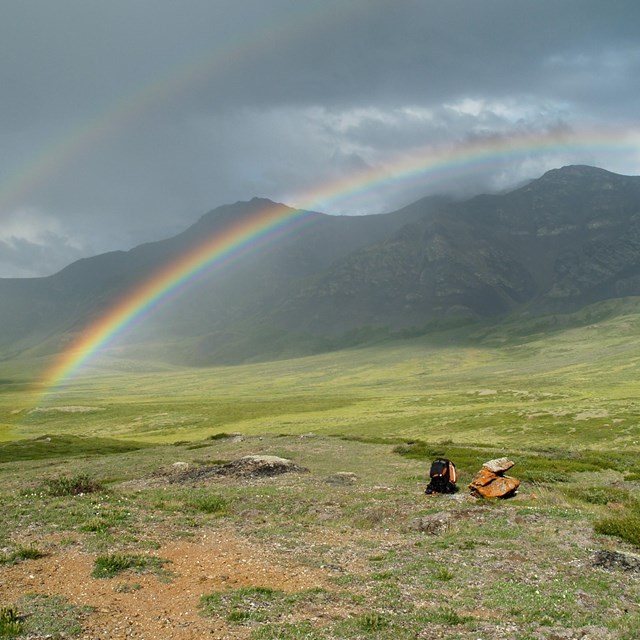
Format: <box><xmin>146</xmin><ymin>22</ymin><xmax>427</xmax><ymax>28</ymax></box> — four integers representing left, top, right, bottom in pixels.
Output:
<box><xmin>275</xmin><ymin>166</ymin><xmax>640</xmax><ymax>333</ymax></box>
<box><xmin>0</xmin><ymin>433</ymin><xmax>638</xmax><ymax>639</ymax></box>
<box><xmin>1</xmin><ymin>165</ymin><xmax>640</xmax><ymax>366</ymax></box>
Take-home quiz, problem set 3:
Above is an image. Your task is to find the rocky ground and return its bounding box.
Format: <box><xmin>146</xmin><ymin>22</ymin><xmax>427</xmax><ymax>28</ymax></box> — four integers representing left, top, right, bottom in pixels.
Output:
<box><xmin>1</xmin><ymin>437</ymin><xmax>639</xmax><ymax>639</ymax></box>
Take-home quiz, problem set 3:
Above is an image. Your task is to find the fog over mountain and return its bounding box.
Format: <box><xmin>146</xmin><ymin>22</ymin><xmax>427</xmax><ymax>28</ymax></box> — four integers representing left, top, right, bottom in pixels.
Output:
<box><xmin>1</xmin><ymin>1</ymin><xmax>640</xmax><ymax>277</ymax></box>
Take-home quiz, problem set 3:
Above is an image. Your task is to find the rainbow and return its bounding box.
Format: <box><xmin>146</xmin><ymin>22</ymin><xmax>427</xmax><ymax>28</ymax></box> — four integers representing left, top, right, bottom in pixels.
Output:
<box><xmin>293</xmin><ymin>127</ymin><xmax>640</xmax><ymax>213</ymax></box>
<box><xmin>0</xmin><ymin>3</ymin><xmax>356</xmax><ymax>216</ymax></box>
<box><xmin>39</xmin><ymin>126</ymin><xmax>640</xmax><ymax>392</ymax></box>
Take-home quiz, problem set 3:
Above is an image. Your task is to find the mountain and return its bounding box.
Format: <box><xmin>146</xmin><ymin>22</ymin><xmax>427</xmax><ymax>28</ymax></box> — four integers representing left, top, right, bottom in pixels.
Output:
<box><xmin>0</xmin><ymin>195</ymin><xmax>446</xmax><ymax>361</ymax></box>
<box><xmin>272</xmin><ymin>165</ymin><xmax>640</xmax><ymax>334</ymax></box>
<box><xmin>1</xmin><ymin>165</ymin><xmax>640</xmax><ymax>365</ymax></box>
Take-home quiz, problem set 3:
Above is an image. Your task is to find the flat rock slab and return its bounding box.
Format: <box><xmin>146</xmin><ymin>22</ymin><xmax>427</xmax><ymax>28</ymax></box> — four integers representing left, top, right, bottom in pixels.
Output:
<box><xmin>482</xmin><ymin>457</ymin><xmax>515</xmax><ymax>473</ymax></box>
<box><xmin>219</xmin><ymin>455</ymin><xmax>309</xmax><ymax>477</ymax></box>
<box><xmin>165</xmin><ymin>455</ymin><xmax>308</xmax><ymax>484</ymax></box>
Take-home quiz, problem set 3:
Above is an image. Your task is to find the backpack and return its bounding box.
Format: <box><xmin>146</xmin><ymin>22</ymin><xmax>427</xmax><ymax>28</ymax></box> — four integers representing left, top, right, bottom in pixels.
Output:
<box><xmin>425</xmin><ymin>458</ymin><xmax>459</xmax><ymax>494</ymax></box>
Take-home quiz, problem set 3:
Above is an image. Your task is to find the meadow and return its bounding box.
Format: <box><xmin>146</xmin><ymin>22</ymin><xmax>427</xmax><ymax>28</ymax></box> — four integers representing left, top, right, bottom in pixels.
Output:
<box><xmin>2</xmin><ymin>299</ymin><xmax>640</xmax><ymax>449</ymax></box>
<box><xmin>0</xmin><ymin>301</ymin><xmax>639</xmax><ymax>638</ymax></box>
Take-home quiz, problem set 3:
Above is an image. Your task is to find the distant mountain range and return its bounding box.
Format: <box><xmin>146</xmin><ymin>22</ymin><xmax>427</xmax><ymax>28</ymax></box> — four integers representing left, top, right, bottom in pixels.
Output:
<box><xmin>2</xmin><ymin>165</ymin><xmax>640</xmax><ymax>365</ymax></box>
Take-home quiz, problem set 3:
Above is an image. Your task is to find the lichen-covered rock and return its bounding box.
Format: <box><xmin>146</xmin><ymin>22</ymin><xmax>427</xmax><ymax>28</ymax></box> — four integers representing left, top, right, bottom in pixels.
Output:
<box><xmin>593</xmin><ymin>549</ymin><xmax>640</xmax><ymax>572</ymax></box>
<box><xmin>469</xmin><ymin>459</ymin><xmax>520</xmax><ymax>498</ymax></box>
<box><xmin>482</xmin><ymin>457</ymin><xmax>515</xmax><ymax>473</ymax></box>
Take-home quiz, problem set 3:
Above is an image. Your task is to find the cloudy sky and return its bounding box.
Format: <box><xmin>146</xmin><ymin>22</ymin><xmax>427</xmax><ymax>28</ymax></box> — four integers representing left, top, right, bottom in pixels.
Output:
<box><xmin>1</xmin><ymin>0</ymin><xmax>640</xmax><ymax>277</ymax></box>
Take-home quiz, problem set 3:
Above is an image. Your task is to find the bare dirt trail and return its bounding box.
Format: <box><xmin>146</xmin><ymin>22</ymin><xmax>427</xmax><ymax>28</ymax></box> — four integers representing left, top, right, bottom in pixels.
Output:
<box><xmin>0</xmin><ymin>528</ymin><xmax>330</xmax><ymax>639</ymax></box>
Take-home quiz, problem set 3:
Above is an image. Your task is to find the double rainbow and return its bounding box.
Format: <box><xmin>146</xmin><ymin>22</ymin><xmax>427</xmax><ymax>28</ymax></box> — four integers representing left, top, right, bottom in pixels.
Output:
<box><xmin>40</xmin><ymin>126</ymin><xmax>640</xmax><ymax>391</ymax></box>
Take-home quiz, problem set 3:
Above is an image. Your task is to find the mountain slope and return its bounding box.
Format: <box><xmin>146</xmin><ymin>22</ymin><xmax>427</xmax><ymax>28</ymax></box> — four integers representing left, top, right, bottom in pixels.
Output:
<box><xmin>1</xmin><ymin>165</ymin><xmax>640</xmax><ymax>365</ymax></box>
<box><xmin>0</xmin><ymin>196</ymin><xmax>444</xmax><ymax>359</ymax></box>
<box><xmin>271</xmin><ymin>166</ymin><xmax>640</xmax><ymax>333</ymax></box>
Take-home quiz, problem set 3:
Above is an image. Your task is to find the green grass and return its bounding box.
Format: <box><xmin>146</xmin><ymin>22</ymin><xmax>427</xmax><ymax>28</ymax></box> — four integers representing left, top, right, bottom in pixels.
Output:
<box><xmin>199</xmin><ymin>586</ymin><xmax>334</xmax><ymax>624</ymax></box>
<box><xmin>0</xmin><ymin>299</ymin><xmax>638</xmax><ymax>450</ymax></box>
<box><xmin>186</xmin><ymin>491</ymin><xmax>228</xmax><ymax>514</ymax></box>
<box><xmin>594</xmin><ymin>507</ymin><xmax>640</xmax><ymax>547</ymax></box>
<box><xmin>13</xmin><ymin>594</ymin><xmax>92</xmax><ymax>639</ymax></box>
<box><xmin>91</xmin><ymin>552</ymin><xmax>171</xmax><ymax>578</ymax></box>
<box><xmin>0</xmin><ymin>434</ymin><xmax>149</xmax><ymax>462</ymax></box>
<box><xmin>0</xmin><ymin>607</ymin><xmax>23</xmax><ymax>638</ymax></box>
<box><xmin>0</xmin><ymin>432</ymin><xmax>637</xmax><ymax>638</ymax></box>
<box><xmin>0</xmin><ymin>301</ymin><xmax>639</xmax><ymax>637</ymax></box>
<box><xmin>0</xmin><ymin>544</ymin><xmax>45</xmax><ymax>565</ymax></box>
<box><xmin>44</xmin><ymin>473</ymin><xmax>104</xmax><ymax>496</ymax></box>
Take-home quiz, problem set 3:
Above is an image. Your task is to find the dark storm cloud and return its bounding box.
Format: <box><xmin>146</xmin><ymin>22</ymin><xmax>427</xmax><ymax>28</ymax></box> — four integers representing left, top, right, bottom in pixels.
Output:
<box><xmin>1</xmin><ymin>0</ymin><xmax>639</xmax><ymax>276</ymax></box>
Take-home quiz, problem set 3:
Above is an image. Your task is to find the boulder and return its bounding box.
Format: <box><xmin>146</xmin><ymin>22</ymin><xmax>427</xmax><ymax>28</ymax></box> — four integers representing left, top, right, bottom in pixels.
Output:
<box><xmin>469</xmin><ymin>467</ymin><xmax>496</xmax><ymax>487</ymax></box>
<box><xmin>469</xmin><ymin>458</ymin><xmax>520</xmax><ymax>498</ymax></box>
<box><xmin>593</xmin><ymin>549</ymin><xmax>640</xmax><ymax>572</ymax></box>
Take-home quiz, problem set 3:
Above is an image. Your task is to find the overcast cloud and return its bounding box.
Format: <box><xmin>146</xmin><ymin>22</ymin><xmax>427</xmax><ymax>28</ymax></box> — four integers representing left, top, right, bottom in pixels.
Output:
<box><xmin>1</xmin><ymin>0</ymin><xmax>639</xmax><ymax>277</ymax></box>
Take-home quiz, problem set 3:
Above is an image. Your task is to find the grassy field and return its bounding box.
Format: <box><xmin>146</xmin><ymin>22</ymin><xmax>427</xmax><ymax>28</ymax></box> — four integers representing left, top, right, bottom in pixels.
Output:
<box><xmin>0</xmin><ymin>432</ymin><xmax>638</xmax><ymax>639</ymax></box>
<box><xmin>0</xmin><ymin>302</ymin><xmax>639</xmax><ymax>637</ymax></box>
<box><xmin>2</xmin><ymin>300</ymin><xmax>640</xmax><ymax>450</ymax></box>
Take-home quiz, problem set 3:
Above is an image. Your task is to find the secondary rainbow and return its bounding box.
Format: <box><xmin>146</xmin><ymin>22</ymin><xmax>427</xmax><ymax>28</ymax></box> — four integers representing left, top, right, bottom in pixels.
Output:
<box><xmin>41</xmin><ymin>126</ymin><xmax>640</xmax><ymax>392</ymax></box>
<box><xmin>0</xmin><ymin>3</ymin><xmax>356</xmax><ymax>217</ymax></box>
<box><xmin>42</xmin><ymin>201</ymin><xmax>311</xmax><ymax>390</ymax></box>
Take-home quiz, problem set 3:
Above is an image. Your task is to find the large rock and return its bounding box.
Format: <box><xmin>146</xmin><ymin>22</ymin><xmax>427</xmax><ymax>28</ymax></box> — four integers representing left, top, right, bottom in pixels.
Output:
<box><xmin>469</xmin><ymin>458</ymin><xmax>520</xmax><ymax>498</ymax></box>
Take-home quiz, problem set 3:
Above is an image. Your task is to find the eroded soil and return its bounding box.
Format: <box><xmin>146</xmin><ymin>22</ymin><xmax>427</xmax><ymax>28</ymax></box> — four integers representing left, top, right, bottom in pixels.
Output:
<box><xmin>1</xmin><ymin>526</ymin><xmax>331</xmax><ymax>639</ymax></box>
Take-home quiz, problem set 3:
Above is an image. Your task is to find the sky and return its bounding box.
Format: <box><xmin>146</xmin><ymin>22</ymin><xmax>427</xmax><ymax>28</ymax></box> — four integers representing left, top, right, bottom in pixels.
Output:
<box><xmin>1</xmin><ymin>0</ymin><xmax>640</xmax><ymax>278</ymax></box>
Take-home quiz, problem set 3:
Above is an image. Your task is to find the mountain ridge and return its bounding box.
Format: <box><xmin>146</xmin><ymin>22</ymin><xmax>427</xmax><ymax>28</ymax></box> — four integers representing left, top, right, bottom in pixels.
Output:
<box><xmin>2</xmin><ymin>165</ymin><xmax>640</xmax><ymax>365</ymax></box>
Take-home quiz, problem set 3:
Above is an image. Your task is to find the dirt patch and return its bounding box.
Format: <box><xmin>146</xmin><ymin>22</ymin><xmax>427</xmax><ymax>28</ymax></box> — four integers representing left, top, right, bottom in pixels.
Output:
<box><xmin>0</xmin><ymin>528</ymin><xmax>329</xmax><ymax>639</ymax></box>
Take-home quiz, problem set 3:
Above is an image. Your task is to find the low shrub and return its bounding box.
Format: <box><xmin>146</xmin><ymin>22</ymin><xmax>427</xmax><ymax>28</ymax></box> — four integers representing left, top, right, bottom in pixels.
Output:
<box><xmin>518</xmin><ymin>470</ymin><xmax>571</xmax><ymax>484</ymax></box>
<box><xmin>594</xmin><ymin>513</ymin><xmax>640</xmax><ymax>548</ymax></box>
<box><xmin>563</xmin><ymin>486</ymin><xmax>631</xmax><ymax>505</ymax></box>
<box><xmin>45</xmin><ymin>474</ymin><xmax>103</xmax><ymax>497</ymax></box>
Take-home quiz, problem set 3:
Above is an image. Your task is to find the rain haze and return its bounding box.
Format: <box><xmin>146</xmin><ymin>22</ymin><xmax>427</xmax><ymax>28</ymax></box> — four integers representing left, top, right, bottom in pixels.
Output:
<box><xmin>1</xmin><ymin>0</ymin><xmax>640</xmax><ymax>277</ymax></box>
